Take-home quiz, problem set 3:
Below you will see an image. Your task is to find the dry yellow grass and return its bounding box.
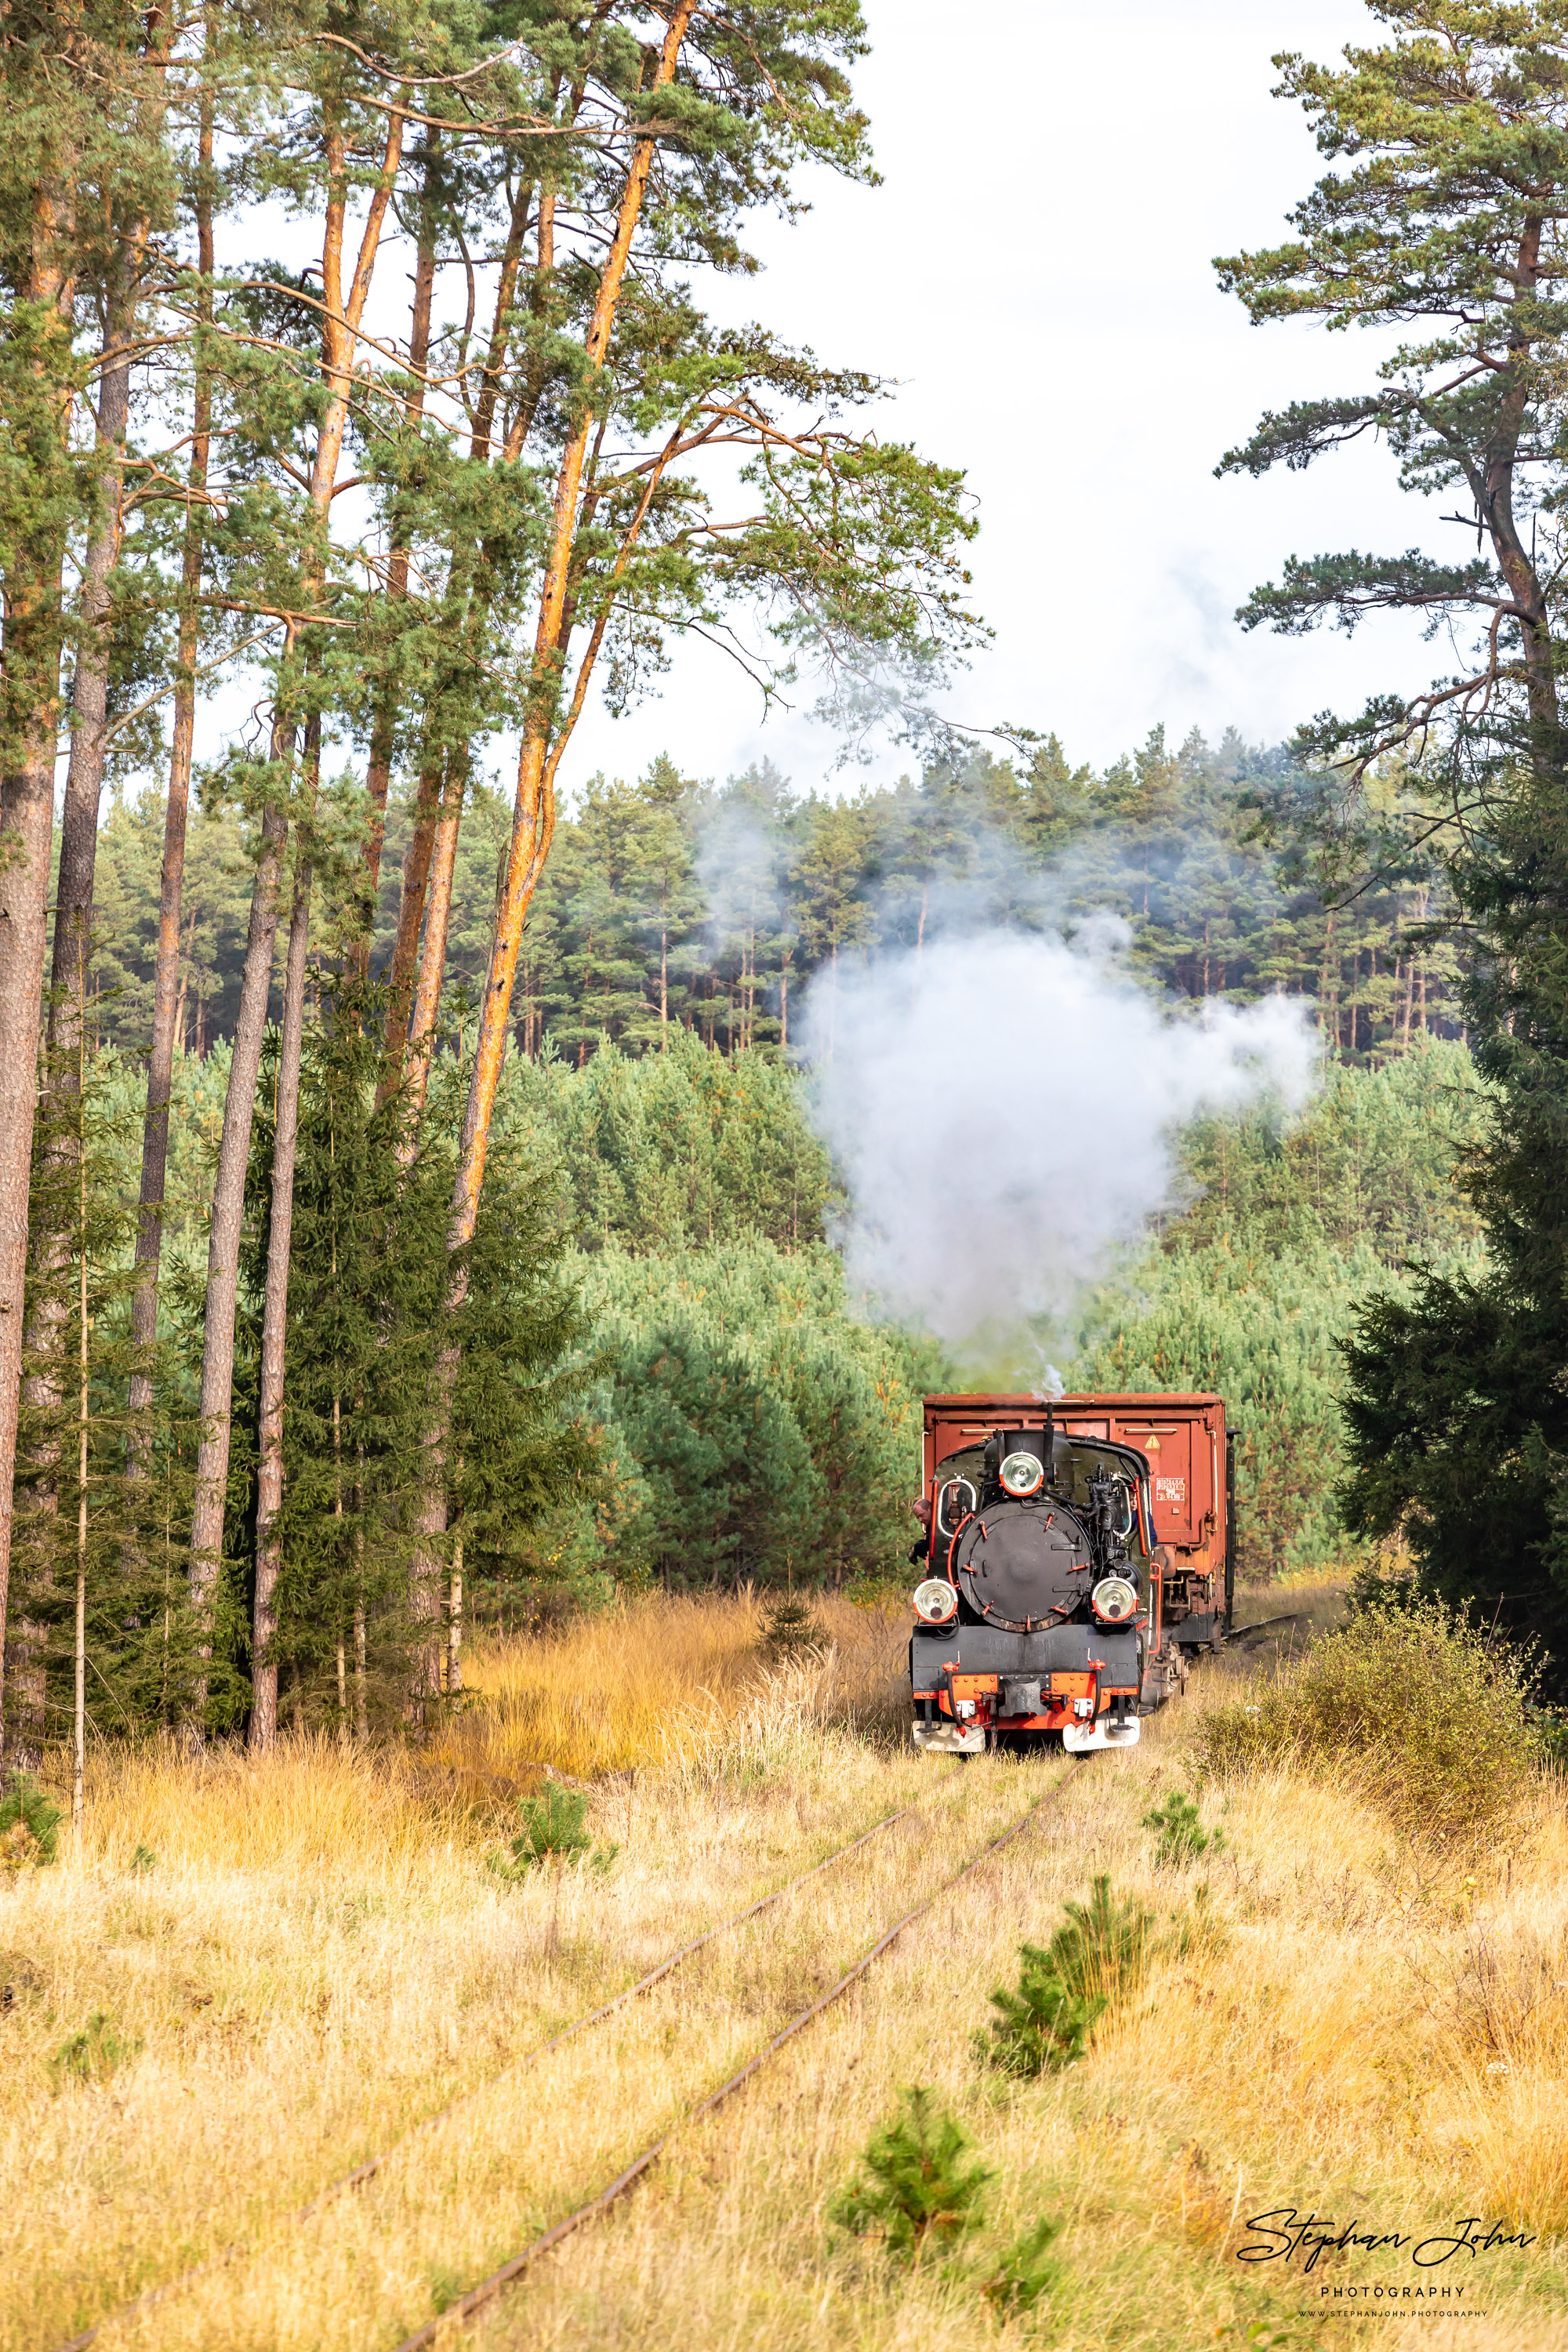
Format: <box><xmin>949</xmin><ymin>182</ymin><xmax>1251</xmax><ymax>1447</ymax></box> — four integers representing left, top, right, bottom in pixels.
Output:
<box><xmin>1</xmin><ymin>1587</ymin><xmax>1565</xmax><ymax>2352</ymax></box>
<box><xmin>433</xmin><ymin>1589</ymin><xmax>906</xmax><ymax>1791</ymax></box>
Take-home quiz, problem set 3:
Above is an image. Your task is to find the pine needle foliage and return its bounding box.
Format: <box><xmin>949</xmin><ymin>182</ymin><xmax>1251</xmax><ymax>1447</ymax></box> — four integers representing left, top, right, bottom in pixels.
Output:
<box><xmin>228</xmin><ymin>1001</ymin><xmax>597</xmax><ymax>1733</ymax></box>
<box><xmin>1033</xmin><ymin>1875</ymin><xmax>1155</xmax><ymax>2009</ymax></box>
<box><xmin>0</xmin><ymin>1773</ymin><xmax>61</xmax><ymax>1871</ymax></box>
<box><xmin>980</xmin><ymin>2216</ymin><xmax>1062</xmax><ymax>2314</ymax></box>
<box><xmin>833</xmin><ymin>2088</ymin><xmax>993</xmax><ymax>2262</ymax></box>
<box><xmin>975</xmin><ymin>1950</ymin><xmax>1105</xmax><ymax>2079</ymax></box>
<box><xmin>577</xmin><ymin>1237</ymin><xmax>943</xmax><ymax>1588</ymax></box>
<box><xmin>760</xmin><ymin>1595</ymin><xmax>819</xmax><ymax>1654</ymax></box>
<box><xmin>11</xmin><ymin>1032</ymin><xmax>201</xmax><ymax>1755</ymax></box>
<box><xmin>1142</xmin><ymin>1791</ymin><xmax>1225</xmax><ymax>1869</ymax></box>
<box><xmin>487</xmin><ymin>1784</ymin><xmax>619</xmax><ymax>1879</ymax></box>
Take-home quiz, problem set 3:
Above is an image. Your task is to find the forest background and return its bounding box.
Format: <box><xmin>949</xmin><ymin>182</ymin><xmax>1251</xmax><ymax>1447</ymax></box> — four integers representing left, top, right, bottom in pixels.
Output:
<box><xmin>8</xmin><ymin>0</ymin><xmax>1548</xmax><ymax>1769</ymax></box>
<box><xmin>93</xmin><ymin>713</ymin><xmax>1483</xmax><ymax>1599</ymax></box>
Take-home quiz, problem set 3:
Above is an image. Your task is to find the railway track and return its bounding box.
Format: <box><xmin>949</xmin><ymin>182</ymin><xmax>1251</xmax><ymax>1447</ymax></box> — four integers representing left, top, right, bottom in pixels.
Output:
<box><xmin>386</xmin><ymin>1760</ymin><xmax>1083</xmax><ymax>2352</ymax></box>
<box><xmin>49</xmin><ymin>1781</ymin><xmax>949</xmax><ymax>2352</ymax></box>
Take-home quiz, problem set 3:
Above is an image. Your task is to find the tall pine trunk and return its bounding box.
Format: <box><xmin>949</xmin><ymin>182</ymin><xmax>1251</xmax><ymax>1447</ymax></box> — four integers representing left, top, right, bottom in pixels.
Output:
<box><xmin>400</xmin><ymin>745</ymin><xmax>466</xmax><ymax>1714</ymax></box>
<box><xmin>404</xmin><ymin>746</ymin><xmax>465</xmax><ymax>1120</ymax></box>
<box><xmin>377</xmin><ymin>742</ymin><xmax>442</xmax><ymax>1102</ymax></box>
<box><xmin>72</xmin><ymin>959</ymin><xmax>88</xmax><ymax>1856</ymax></box>
<box><xmin>250</xmin><ymin>714</ymin><xmax>319</xmax><ymax>1749</ymax></box>
<box><xmin>129</xmin><ymin>93</ymin><xmax>213</xmax><ymax>1456</ymax></box>
<box><xmin>0</xmin><ymin>160</ymin><xmax>78</xmax><ymax>1763</ymax></box>
<box><xmin>449</xmin><ymin>2</ymin><xmax>696</xmax><ymax>1258</ymax></box>
<box><xmin>241</xmin><ymin>103</ymin><xmax>404</xmax><ymax>1748</ymax></box>
<box><xmin>187</xmin><ymin>775</ymin><xmax>290</xmax><ymax>1702</ymax></box>
<box><xmin>355</xmin><ymin>138</ymin><xmax>437</xmax><ymax>980</ymax></box>
<box><xmin>399</xmin><ymin>16</ymin><xmax>695</xmax><ymax>1733</ymax></box>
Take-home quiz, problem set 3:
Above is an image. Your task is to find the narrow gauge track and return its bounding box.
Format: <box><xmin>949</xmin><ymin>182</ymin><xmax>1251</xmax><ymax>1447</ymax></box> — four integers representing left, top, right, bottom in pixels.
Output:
<box><xmin>51</xmin><ymin>1799</ymin><xmax>924</xmax><ymax>2352</ymax></box>
<box><xmin>387</xmin><ymin>1762</ymin><xmax>1085</xmax><ymax>2352</ymax></box>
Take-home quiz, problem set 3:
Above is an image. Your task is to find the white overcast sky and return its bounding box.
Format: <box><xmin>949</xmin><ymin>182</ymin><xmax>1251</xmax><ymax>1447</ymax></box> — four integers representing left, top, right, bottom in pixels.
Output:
<box><xmin>560</xmin><ymin>0</ymin><xmax>1445</xmax><ymax>797</ymax></box>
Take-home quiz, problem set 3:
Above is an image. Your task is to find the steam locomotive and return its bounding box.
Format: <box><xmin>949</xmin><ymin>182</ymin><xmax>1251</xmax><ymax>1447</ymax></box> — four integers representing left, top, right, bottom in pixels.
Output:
<box><xmin>909</xmin><ymin>1392</ymin><xmax>1235</xmax><ymax>1754</ymax></box>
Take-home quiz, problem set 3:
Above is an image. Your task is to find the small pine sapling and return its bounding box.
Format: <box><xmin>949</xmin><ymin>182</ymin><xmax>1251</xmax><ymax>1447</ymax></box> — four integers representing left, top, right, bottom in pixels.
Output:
<box><xmin>49</xmin><ymin>2011</ymin><xmax>143</xmax><ymax>2091</ymax></box>
<box><xmin>488</xmin><ymin>1784</ymin><xmax>619</xmax><ymax>1882</ymax></box>
<box><xmin>1035</xmin><ymin>1874</ymin><xmax>1155</xmax><ymax>2006</ymax></box>
<box><xmin>976</xmin><ymin>1944</ymin><xmax>1105</xmax><ymax>2077</ymax></box>
<box><xmin>1142</xmin><ymin>1790</ymin><xmax>1225</xmax><ymax>1868</ymax></box>
<box><xmin>0</xmin><ymin>1775</ymin><xmax>62</xmax><ymax>1873</ymax></box>
<box><xmin>981</xmin><ymin>2215</ymin><xmax>1062</xmax><ymax>2314</ymax></box>
<box><xmin>833</xmin><ymin>2087</ymin><xmax>993</xmax><ymax>2262</ymax></box>
<box><xmin>760</xmin><ymin>1595</ymin><xmax>818</xmax><ymax>1655</ymax></box>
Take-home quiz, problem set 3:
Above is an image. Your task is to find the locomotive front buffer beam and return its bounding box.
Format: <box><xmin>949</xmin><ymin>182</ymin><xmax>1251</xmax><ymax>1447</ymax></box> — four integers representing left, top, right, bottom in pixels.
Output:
<box><xmin>911</xmin><ymin>1632</ymin><xmax>1142</xmax><ymax>1754</ymax></box>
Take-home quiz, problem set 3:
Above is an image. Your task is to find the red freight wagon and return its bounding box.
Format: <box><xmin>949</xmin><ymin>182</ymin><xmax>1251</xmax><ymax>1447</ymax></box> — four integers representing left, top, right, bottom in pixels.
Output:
<box><xmin>909</xmin><ymin>1392</ymin><xmax>1236</xmax><ymax>1755</ymax></box>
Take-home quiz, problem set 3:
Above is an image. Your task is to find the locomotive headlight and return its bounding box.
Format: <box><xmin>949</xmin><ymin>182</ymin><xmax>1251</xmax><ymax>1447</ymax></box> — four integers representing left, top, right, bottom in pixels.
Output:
<box><xmin>999</xmin><ymin>1450</ymin><xmax>1045</xmax><ymax>1498</ymax></box>
<box><xmin>912</xmin><ymin>1577</ymin><xmax>958</xmax><ymax>1624</ymax></box>
<box><xmin>1091</xmin><ymin>1574</ymin><xmax>1138</xmax><ymax>1624</ymax></box>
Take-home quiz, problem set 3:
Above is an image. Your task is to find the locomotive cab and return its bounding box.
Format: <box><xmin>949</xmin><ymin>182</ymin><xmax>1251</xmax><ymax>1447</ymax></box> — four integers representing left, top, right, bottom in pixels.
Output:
<box><xmin>909</xmin><ymin>1412</ymin><xmax>1160</xmax><ymax>1755</ymax></box>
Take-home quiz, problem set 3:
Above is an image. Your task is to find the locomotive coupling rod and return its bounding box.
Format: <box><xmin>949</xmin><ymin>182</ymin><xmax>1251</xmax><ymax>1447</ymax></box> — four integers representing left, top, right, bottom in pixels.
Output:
<box><xmin>387</xmin><ymin>1763</ymin><xmax>1087</xmax><ymax>2352</ymax></box>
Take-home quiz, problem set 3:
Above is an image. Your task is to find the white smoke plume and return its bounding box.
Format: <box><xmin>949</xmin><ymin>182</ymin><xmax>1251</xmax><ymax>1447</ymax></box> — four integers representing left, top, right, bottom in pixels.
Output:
<box><xmin>800</xmin><ymin>924</ymin><xmax>1317</xmax><ymax>1360</ymax></box>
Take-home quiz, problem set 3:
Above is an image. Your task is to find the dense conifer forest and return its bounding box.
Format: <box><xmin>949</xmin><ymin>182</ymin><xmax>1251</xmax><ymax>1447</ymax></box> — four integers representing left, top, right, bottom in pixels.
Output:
<box><xmin>90</xmin><ymin>728</ymin><xmax>1463</xmax><ymax>1069</ymax></box>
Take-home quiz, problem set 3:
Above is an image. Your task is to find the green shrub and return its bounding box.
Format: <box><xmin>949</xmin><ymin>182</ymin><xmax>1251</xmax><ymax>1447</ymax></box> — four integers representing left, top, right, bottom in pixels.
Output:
<box><xmin>487</xmin><ymin>1784</ymin><xmax>619</xmax><ymax>1882</ymax></box>
<box><xmin>0</xmin><ymin>1774</ymin><xmax>61</xmax><ymax>1873</ymax></box>
<box><xmin>981</xmin><ymin>2216</ymin><xmax>1062</xmax><ymax>2314</ymax></box>
<box><xmin>975</xmin><ymin>1951</ymin><xmax>1104</xmax><ymax>2078</ymax></box>
<box><xmin>833</xmin><ymin>2088</ymin><xmax>992</xmax><ymax>2261</ymax></box>
<box><xmin>1189</xmin><ymin>1600</ymin><xmax>1544</xmax><ymax>1849</ymax></box>
<box><xmin>575</xmin><ymin>1237</ymin><xmax>944</xmax><ymax>1589</ymax></box>
<box><xmin>49</xmin><ymin>2012</ymin><xmax>142</xmax><ymax>2091</ymax></box>
<box><xmin>1142</xmin><ymin>1790</ymin><xmax>1225</xmax><ymax>1869</ymax></box>
<box><xmin>129</xmin><ymin>1843</ymin><xmax>158</xmax><ymax>1875</ymax></box>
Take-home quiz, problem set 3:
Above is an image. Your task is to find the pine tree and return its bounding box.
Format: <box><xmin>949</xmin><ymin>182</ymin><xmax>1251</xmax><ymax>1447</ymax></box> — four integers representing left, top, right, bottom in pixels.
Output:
<box><xmin>1341</xmin><ymin>760</ymin><xmax>1568</xmax><ymax>1682</ymax></box>
<box><xmin>229</xmin><ymin>1006</ymin><xmax>595</xmax><ymax>1737</ymax></box>
<box><xmin>0</xmin><ymin>2</ymin><xmax>146</xmax><ymax>1759</ymax></box>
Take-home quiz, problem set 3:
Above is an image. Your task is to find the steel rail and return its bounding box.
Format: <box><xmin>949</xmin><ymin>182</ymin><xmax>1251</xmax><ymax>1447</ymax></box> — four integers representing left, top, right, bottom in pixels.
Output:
<box><xmin>387</xmin><ymin>1763</ymin><xmax>1083</xmax><ymax>2352</ymax></box>
<box><xmin>49</xmin><ymin>1798</ymin><xmax>921</xmax><ymax>2352</ymax></box>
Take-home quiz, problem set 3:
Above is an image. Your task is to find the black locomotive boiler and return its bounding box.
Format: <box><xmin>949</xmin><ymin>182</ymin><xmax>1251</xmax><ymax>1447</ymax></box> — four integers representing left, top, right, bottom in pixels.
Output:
<box><xmin>908</xmin><ymin>1414</ymin><xmax>1155</xmax><ymax>1753</ymax></box>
